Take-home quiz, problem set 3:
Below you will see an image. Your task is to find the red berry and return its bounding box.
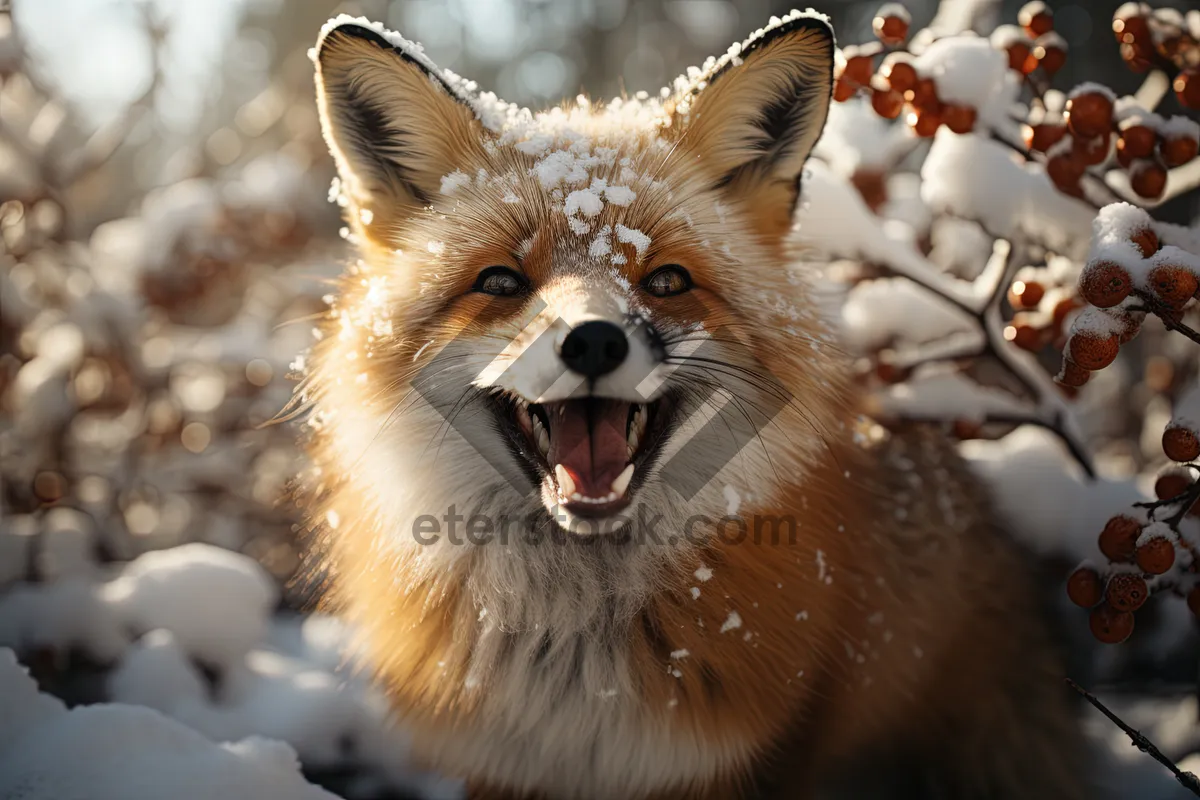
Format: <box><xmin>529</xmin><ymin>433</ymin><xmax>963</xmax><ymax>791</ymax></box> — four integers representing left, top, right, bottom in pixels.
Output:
<box><xmin>1135</xmin><ymin>536</ymin><xmax>1175</xmax><ymax>575</ymax></box>
<box><xmin>1067</xmin><ymin>330</ymin><xmax>1119</xmax><ymax>371</ymax></box>
<box><xmin>874</xmin><ymin>361</ymin><xmax>910</xmax><ymax>384</ymax></box>
<box><xmin>870</xmin><ymin>78</ymin><xmax>905</xmax><ymax>119</ymax></box>
<box><xmin>1089</xmin><ymin>604</ymin><xmax>1134</xmax><ymax>644</ymax></box>
<box><xmin>1156</xmin><ymin>28</ymin><xmax>1193</xmax><ymax>62</ymax></box>
<box><xmin>942</xmin><ymin>104</ymin><xmax>976</xmax><ymax>134</ymax></box>
<box><xmin>1146</xmin><ymin>264</ymin><xmax>1199</xmax><ymax>308</ymax></box>
<box><xmin>1117</xmin><ymin>124</ymin><xmax>1157</xmax><ymax>162</ymax></box>
<box><xmin>873</xmin><ymin>8</ymin><xmax>910</xmax><ymax>47</ymax></box>
<box><xmin>841</xmin><ymin>50</ymin><xmax>875</xmax><ymax>87</ymax></box>
<box><xmin>850</xmin><ymin>168</ymin><xmax>888</xmax><ymax>212</ymax></box>
<box><xmin>1067</xmin><ymin>566</ymin><xmax>1102</xmax><ymax>608</ymax></box>
<box><xmin>1008</xmin><ymin>279</ymin><xmax>1045</xmax><ymax>309</ymax></box>
<box><xmin>1019</xmin><ymin>2</ymin><xmax>1054</xmax><ymax>38</ymax></box>
<box><xmin>1112</xmin><ymin>5</ymin><xmax>1150</xmax><ymax>45</ymax></box>
<box><xmin>1160</xmin><ymin>134</ymin><xmax>1199</xmax><ymax>168</ymax></box>
<box><xmin>1047</xmin><ymin>151</ymin><xmax>1086</xmax><ymax>194</ymax></box>
<box><xmin>908</xmin><ymin>78</ymin><xmax>939</xmax><ymax>112</ymax></box>
<box><xmin>1005</xmin><ymin>38</ymin><xmax>1036</xmax><ymax>74</ymax></box>
<box><xmin>1034</xmin><ymin>35</ymin><xmax>1067</xmax><ymax>76</ymax></box>
<box><xmin>909</xmin><ymin>106</ymin><xmax>942</xmax><ymax>138</ymax></box>
<box><xmin>1163</xmin><ymin>426</ymin><xmax>1200</xmax><ymax>463</ymax></box>
<box><xmin>834</xmin><ymin>76</ymin><xmax>858</xmax><ymax>103</ymax></box>
<box><xmin>1155</xmin><ymin>471</ymin><xmax>1193</xmax><ymax>501</ymax></box>
<box><xmin>882</xmin><ymin>56</ymin><xmax>918</xmax><ymax>94</ymax></box>
<box><xmin>1120</xmin><ymin>42</ymin><xmax>1155</xmax><ymax>74</ymax></box>
<box><xmin>1129</xmin><ymin>159</ymin><xmax>1167</xmax><ymax>200</ymax></box>
<box><xmin>1176</xmin><ymin>69</ymin><xmax>1200</xmax><ymax>111</ymax></box>
<box><xmin>1079</xmin><ymin>261</ymin><xmax>1133</xmax><ymax>309</ymax></box>
<box><xmin>1129</xmin><ymin>226</ymin><xmax>1159</xmax><ymax>258</ymax></box>
<box><xmin>1005</xmin><ymin>321</ymin><xmax>1045</xmax><ymax>352</ymax></box>
<box><xmin>1106</xmin><ymin>573</ymin><xmax>1149</xmax><ymax>612</ymax></box>
<box><xmin>1065</xmin><ymin>91</ymin><xmax>1114</xmax><ymax>139</ymax></box>
<box><xmin>1025</xmin><ymin>122</ymin><xmax>1067</xmax><ymax>153</ymax></box>
<box><xmin>950</xmin><ymin>419</ymin><xmax>981</xmax><ymax>440</ymax></box>
<box><xmin>1098</xmin><ymin>515</ymin><xmax>1141</xmax><ymax>563</ymax></box>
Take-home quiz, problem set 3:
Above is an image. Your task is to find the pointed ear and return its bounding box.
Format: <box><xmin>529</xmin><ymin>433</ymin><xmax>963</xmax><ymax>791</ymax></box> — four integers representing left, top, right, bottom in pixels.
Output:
<box><xmin>314</xmin><ymin>20</ymin><xmax>486</xmax><ymax>228</ymax></box>
<box><xmin>669</xmin><ymin>14</ymin><xmax>834</xmax><ymax>233</ymax></box>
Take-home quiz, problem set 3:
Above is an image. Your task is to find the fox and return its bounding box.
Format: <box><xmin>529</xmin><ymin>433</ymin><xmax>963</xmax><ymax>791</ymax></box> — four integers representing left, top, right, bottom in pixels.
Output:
<box><xmin>301</xmin><ymin>10</ymin><xmax>1092</xmax><ymax>800</ymax></box>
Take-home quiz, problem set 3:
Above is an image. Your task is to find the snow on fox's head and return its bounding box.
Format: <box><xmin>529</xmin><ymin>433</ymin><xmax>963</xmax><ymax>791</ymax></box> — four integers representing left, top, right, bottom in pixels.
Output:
<box><xmin>308</xmin><ymin>13</ymin><xmax>841</xmax><ymax>552</ymax></box>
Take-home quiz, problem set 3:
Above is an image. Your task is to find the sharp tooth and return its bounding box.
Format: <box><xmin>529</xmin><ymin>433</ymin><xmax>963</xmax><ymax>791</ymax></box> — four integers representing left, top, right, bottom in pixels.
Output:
<box><xmin>555</xmin><ymin>464</ymin><xmax>576</xmax><ymax>497</ymax></box>
<box><xmin>611</xmin><ymin>463</ymin><xmax>635</xmax><ymax>497</ymax></box>
<box><xmin>536</xmin><ymin>427</ymin><xmax>550</xmax><ymax>456</ymax></box>
<box><xmin>627</xmin><ymin>430</ymin><xmax>639</xmax><ymax>453</ymax></box>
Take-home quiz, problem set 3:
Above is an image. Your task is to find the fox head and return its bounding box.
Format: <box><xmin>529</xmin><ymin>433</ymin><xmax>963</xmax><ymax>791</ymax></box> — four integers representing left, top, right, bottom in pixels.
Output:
<box><xmin>306</xmin><ymin>12</ymin><xmax>845</xmax><ymax>586</ymax></box>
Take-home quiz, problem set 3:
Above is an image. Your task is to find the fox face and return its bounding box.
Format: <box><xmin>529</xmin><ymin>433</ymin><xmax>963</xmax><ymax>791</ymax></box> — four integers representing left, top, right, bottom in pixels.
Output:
<box><xmin>310</xmin><ymin>13</ymin><xmax>840</xmax><ymax>563</ymax></box>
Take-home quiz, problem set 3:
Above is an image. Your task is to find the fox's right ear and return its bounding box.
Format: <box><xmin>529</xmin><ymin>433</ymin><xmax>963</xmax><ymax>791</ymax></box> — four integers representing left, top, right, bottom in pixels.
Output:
<box><xmin>667</xmin><ymin>14</ymin><xmax>834</xmax><ymax>235</ymax></box>
<box><xmin>314</xmin><ymin>21</ymin><xmax>485</xmax><ymax>223</ymax></box>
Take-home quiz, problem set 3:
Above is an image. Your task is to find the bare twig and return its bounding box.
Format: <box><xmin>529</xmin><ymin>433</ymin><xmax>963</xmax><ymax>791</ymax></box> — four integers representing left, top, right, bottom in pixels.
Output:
<box><xmin>1067</xmin><ymin>679</ymin><xmax>1200</xmax><ymax>797</ymax></box>
<box><xmin>874</xmin><ymin>237</ymin><xmax>1097</xmax><ymax>478</ymax></box>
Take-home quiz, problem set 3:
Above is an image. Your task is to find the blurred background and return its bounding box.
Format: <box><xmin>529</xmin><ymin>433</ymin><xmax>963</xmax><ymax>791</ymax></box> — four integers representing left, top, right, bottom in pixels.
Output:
<box><xmin>1</xmin><ymin>1</ymin><xmax>1199</xmax><ymax>797</ymax></box>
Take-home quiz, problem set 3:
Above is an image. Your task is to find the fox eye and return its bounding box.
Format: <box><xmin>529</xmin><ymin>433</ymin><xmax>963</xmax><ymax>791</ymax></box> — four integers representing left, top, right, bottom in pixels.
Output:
<box><xmin>643</xmin><ymin>265</ymin><xmax>693</xmax><ymax>297</ymax></box>
<box><xmin>474</xmin><ymin>266</ymin><xmax>528</xmax><ymax>296</ymax></box>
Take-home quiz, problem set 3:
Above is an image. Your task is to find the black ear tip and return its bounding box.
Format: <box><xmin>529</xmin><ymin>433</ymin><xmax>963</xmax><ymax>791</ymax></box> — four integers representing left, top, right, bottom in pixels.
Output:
<box><xmin>315</xmin><ymin>21</ymin><xmax>399</xmax><ymax>63</ymax></box>
<box><xmin>747</xmin><ymin>13</ymin><xmax>836</xmax><ymax>57</ymax></box>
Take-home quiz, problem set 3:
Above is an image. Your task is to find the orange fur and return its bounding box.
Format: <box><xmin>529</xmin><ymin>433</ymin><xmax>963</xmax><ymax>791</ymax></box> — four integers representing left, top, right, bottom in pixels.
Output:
<box><xmin>301</xmin><ymin>13</ymin><xmax>1089</xmax><ymax>800</ymax></box>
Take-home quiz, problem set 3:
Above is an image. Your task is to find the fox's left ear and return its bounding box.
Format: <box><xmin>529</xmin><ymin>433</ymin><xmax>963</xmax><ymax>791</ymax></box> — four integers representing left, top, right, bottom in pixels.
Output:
<box><xmin>669</xmin><ymin>14</ymin><xmax>834</xmax><ymax>232</ymax></box>
<box><xmin>313</xmin><ymin>20</ymin><xmax>487</xmax><ymax>237</ymax></box>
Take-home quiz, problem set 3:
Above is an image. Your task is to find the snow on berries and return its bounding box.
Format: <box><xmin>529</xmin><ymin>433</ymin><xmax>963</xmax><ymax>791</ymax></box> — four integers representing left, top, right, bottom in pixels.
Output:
<box><xmin>1018</xmin><ymin>2</ymin><xmax>1054</xmax><ymax>39</ymax></box>
<box><xmin>1164</xmin><ymin>384</ymin><xmax>1200</xmax><ymax>464</ymax></box>
<box><xmin>872</xmin><ymin>3</ymin><xmax>910</xmax><ymax>48</ymax></box>
<box><xmin>1062</xmin><ymin>203</ymin><xmax>1199</xmax><ymax>390</ymax></box>
<box><xmin>811</xmin><ymin>0</ymin><xmax>1200</xmax><ymax>645</ymax></box>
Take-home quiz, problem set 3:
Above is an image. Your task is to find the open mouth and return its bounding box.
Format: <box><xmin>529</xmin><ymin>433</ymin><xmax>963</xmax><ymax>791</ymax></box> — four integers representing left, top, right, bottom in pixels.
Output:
<box><xmin>497</xmin><ymin>395</ymin><xmax>670</xmax><ymax>517</ymax></box>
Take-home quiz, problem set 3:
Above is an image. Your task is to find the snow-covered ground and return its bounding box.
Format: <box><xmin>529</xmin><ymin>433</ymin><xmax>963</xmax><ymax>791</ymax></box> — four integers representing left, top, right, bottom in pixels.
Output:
<box><xmin>0</xmin><ymin>543</ymin><xmax>462</xmax><ymax>799</ymax></box>
<box><xmin>0</xmin><ymin>496</ymin><xmax>1195</xmax><ymax>799</ymax></box>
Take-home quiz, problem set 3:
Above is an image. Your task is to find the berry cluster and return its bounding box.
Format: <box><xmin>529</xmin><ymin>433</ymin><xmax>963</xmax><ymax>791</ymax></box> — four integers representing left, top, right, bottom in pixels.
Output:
<box><xmin>1114</xmin><ymin>2</ymin><xmax>1200</xmax><ymax>102</ymax></box>
<box><xmin>836</xmin><ymin>3</ymin><xmax>1199</xmax><ymax>207</ymax></box>
<box><xmin>826</xmin><ymin>2</ymin><xmax>1200</xmax><ymax>649</ymax></box>
<box><xmin>833</xmin><ymin>3</ymin><xmax>976</xmax><ymax>138</ymax></box>
<box><xmin>1027</xmin><ymin>82</ymin><xmax>1200</xmax><ymax>200</ymax></box>
<box><xmin>1001</xmin><ymin>272</ymin><xmax>1080</xmax><ymax>358</ymax></box>
<box><xmin>1058</xmin><ymin>203</ymin><xmax>1199</xmax><ymax>389</ymax></box>
<box><xmin>1068</xmin><ymin>399</ymin><xmax>1200</xmax><ymax>644</ymax></box>
<box><xmin>991</xmin><ymin>2</ymin><xmax>1067</xmax><ymax>79</ymax></box>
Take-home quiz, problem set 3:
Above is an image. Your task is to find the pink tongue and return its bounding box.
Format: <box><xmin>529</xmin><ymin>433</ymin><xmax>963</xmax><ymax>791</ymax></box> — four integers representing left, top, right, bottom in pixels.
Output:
<box><xmin>547</xmin><ymin>399</ymin><xmax>631</xmax><ymax>498</ymax></box>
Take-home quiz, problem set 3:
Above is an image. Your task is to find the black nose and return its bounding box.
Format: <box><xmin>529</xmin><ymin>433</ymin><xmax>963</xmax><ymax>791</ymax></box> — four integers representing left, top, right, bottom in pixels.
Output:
<box><xmin>560</xmin><ymin>320</ymin><xmax>629</xmax><ymax>378</ymax></box>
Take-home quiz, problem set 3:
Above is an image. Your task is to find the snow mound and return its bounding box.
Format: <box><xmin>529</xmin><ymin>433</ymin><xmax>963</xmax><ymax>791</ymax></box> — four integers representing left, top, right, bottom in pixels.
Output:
<box><xmin>103</xmin><ymin>543</ymin><xmax>278</xmax><ymax>668</ymax></box>
<box><xmin>0</xmin><ymin>648</ymin><xmax>338</xmax><ymax>800</ymax></box>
